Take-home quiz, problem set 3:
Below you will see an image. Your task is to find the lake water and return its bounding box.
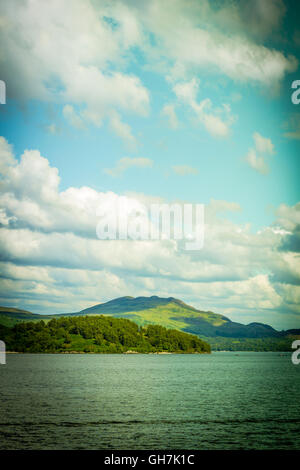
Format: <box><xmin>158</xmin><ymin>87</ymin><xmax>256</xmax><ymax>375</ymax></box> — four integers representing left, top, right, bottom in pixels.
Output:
<box><xmin>0</xmin><ymin>352</ymin><xmax>299</xmax><ymax>450</ymax></box>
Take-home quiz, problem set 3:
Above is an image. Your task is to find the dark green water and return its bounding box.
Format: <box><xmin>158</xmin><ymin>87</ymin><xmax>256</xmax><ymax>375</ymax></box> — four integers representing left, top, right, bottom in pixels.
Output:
<box><xmin>0</xmin><ymin>352</ymin><xmax>299</xmax><ymax>450</ymax></box>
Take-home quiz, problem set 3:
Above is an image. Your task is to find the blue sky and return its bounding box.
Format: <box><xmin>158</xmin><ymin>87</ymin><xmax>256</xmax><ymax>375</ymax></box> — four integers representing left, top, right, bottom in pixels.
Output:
<box><xmin>0</xmin><ymin>0</ymin><xmax>299</xmax><ymax>329</ymax></box>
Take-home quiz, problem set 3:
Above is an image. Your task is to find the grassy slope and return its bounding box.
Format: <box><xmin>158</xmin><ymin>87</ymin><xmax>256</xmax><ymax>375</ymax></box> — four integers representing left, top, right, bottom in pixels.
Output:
<box><xmin>0</xmin><ymin>307</ymin><xmax>52</xmax><ymax>327</ymax></box>
<box><xmin>98</xmin><ymin>303</ymin><xmax>227</xmax><ymax>332</ymax></box>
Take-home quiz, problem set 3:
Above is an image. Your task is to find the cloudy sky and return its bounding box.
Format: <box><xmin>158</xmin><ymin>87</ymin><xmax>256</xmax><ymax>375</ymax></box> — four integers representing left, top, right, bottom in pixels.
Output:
<box><xmin>0</xmin><ymin>0</ymin><xmax>299</xmax><ymax>329</ymax></box>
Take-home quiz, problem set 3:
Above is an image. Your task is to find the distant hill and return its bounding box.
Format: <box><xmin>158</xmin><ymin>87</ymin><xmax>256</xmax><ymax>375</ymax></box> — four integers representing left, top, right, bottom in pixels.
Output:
<box><xmin>74</xmin><ymin>296</ymin><xmax>230</xmax><ymax>336</ymax></box>
<box><xmin>0</xmin><ymin>306</ymin><xmax>52</xmax><ymax>327</ymax></box>
<box><xmin>76</xmin><ymin>296</ymin><xmax>295</xmax><ymax>339</ymax></box>
<box><xmin>0</xmin><ymin>296</ymin><xmax>299</xmax><ymax>351</ymax></box>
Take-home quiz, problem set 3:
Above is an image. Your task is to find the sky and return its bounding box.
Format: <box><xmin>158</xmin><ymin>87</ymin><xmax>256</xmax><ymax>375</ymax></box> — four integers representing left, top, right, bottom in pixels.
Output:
<box><xmin>0</xmin><ymin>0</ymin><xmax>300</xmax><ymax>329</ymax></box>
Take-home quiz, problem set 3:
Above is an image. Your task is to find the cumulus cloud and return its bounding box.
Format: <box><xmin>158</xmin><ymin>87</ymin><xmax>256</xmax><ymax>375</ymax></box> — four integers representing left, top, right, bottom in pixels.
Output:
<box><xmin>0</xmin><ymin>136</ymin><xmax>15</xmax><ymax>173</ymax></box>
<box><xmin>275</xmin><ymin>202</ymin><xmax>300</xmax><ymax>231</ymax></box>
<box><xmin>0</xmin><ymin>0</ymin><xmax>296</xmax><ymax>146</ymax></box>
<box><xmin>0</xmin><ymin>0</ymin><xmax>149</xmax><ymax>144</ymax></box>
<box><xmin>0</xmin><ymin>137</ymin><xmax>299</xmax><ymax>327</ymax></box>
<box><xmin>246</xmin><ymin>132</ymin><xmax>275</xmax><ymax>174</ymax></box>
<box><xmin>134</xmin><ymin>0</ymin><xmax>297</xmax><ymax>85</ymax></box>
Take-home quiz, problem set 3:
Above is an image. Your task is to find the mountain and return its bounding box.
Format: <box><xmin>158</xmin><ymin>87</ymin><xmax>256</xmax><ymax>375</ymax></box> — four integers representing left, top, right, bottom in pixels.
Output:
<box><xmin>76</xmin><ymin>296</ymin><xmax>290</xmax><ymax>339</ymax></box>
<box><xmin>76</xmin><ymin>295</ymin><xmax>231</xmax><ymax>335</ymax></box>
<box><xmin>0</xmin><ymin>296</ymin><xmax>299</xmax><ymax>342</ymax></box>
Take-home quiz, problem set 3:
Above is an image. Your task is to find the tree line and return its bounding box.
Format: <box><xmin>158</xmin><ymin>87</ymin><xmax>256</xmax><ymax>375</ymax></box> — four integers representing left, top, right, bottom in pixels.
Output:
<box><xmin>0</xmin><ymin>315</ymin><xmax>211</xmax><ymax>354</ymax></box>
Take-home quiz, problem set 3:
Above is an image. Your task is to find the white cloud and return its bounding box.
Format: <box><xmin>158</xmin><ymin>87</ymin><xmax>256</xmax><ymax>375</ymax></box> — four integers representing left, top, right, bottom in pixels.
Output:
<box><xmin>173</xmin><ymin>79</ymin><xmax>199</xmax><ymax>103</ymax></box>
<box><xmin>253</xmin><ymin>132</ymin><xmax>274</xmax><ymax>154</ymax></box>
<box><xmin>237</xmin><ymin>0</ymin><xmax>286</xmax><ymax>39</ymax></box>
<box><xmin>275</xmin><ymin>202</ymin><xmax>300</xmax><ymax>231</ymax></box>
<box><xmin>0</xmin><ymin>0</ymin><xmax>149</xmax><ymax>145</ymax></box>
<box><xmin>161</xmin><ymin>104</ymin><xmax>179</xmax><ymax>129</ymax></box>
<box><xmin>246</xmin><ymin>148</ymin><xmax>269</xmax><ymax>175</ymax></box>
<box><xmin>283</xmin><ymin>114</ymin><xmax>300</xmax><ymax>140</ymax></box>
<box><xmin>104</xmin><ymin>157</ymin><xmax>153</xmax><ymax>177</ymax></box>
<box><xmin>0</xmin><ymin>137</ymin><xmax>299</xmax><ymax>327</ymax></box>
<box><xmin>0</xmin><ymin>0</ymin><xmax>296</xmax><ymax>147</ymax></box>
<box><xmin>0</xmin><ymin>136</ymin><xmax>15</xmax><ymax>173</ymax></box>
<box><xmin>173</xmin><ymin>80</ymin><xmax>233</xmax><ymax>138</ymax></box>
<box><xmin>109</xmin><ymin>111</ymin><xmax>137</xmax><ymax>150</ymax></box>
<box><xmin>63</xmin><ymin>105</ymin><xmax>85</xmax><ymax>130</ymax></box>
<box><xmin>197</xmin><ymin>104</ymin><xmax>230</xmax><ymax>138</ymax></box>
<box><xmin>172</xmin><ymin>165</ymin><xmax>198</xmax><ymax>176</ymax></box>
<box><xmin>137</xmin><ymin>0</ymin><xmax>297</xmax><ymax>85</ymax></box>
<box><xmin>245</xmin><ymin>132</ymin><xmax>275</xmax><ymax>174</ymax></box>
<box><xmin>45</xmin><ymin>123</ymin><xmax>62</xmax><ymax>135</ymax></box>
<box><xmin>0</xmin><ymin>0</ymin><xmax>297</xmax><ymax>158</ymax></box>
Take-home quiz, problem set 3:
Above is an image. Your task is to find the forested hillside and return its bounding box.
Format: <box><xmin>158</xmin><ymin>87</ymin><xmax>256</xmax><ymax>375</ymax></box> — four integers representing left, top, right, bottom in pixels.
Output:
<box><xmin>0</xmin><ymin>315</ymin><xmax>211</xmax><ymax>354</ymax></box>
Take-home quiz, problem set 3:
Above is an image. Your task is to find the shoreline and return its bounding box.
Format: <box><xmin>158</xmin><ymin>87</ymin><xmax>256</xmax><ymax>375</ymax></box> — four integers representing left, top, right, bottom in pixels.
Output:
<box><xmin>5</xmin><ymin>351</ymin><xmax>210</xmax><ymax>355</ymax></box>
<box><xmin>4</xmin><ymin>350</ymin><xmax>289</xmax><ymax>355</ymax></box>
